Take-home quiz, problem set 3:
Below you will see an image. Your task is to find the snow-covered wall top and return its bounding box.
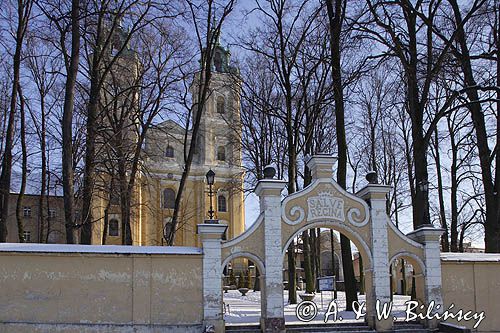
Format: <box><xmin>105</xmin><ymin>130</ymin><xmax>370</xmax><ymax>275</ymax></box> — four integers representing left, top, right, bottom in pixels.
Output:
<box><xmin>441</xmin><ymin>252</ymin><xmax>500</xmax><ymax>262</ymax></box>
<box><xmin>0</xmin><ymin>243</ymin><xmax>202</xmax><ymax>255</ymax></box>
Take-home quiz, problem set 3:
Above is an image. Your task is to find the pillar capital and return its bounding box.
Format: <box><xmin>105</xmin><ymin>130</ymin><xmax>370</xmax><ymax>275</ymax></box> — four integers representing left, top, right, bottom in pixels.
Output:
<box><xmin>407</xmin><ymin>226</ymin><xmax>445</xmax><ymax>244</ymax></box>
<box><xmin>357</xmin><ymin>184</ymin><xmax>392</xmax><ymax>201</ymax></box>
<box><xmin>305</xmin><ymin>154</ymin><xmax>337</xmax><ymax>180</ymax></box>
<box><xmin>255</xmin><ymin>179</ymin><xmax>286</xmax><ymax>197</ymax></box>
<box><xmin>197</xmin><ymin>223</ymin><xmax>227</xmax><ymax>240</ymax></box>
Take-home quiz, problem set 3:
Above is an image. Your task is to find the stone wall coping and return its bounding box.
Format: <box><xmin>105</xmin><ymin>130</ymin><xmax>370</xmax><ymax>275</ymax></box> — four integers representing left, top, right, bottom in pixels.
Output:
<box><xmin>0</xmin><ymin>243</ymin><xmax>202</xmax><ymax>255</ymax></box>
<box><xmin>441</xmin><ymin>252</ymin><xmax>500</xmax><ymax>263</ymax></box>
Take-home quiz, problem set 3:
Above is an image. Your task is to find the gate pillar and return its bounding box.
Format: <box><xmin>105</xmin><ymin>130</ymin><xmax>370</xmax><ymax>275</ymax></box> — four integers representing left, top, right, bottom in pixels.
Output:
<box><xmin>198</xmin><ymin>222</ymin><xmax>228</xmax><ymax>333</ymax></box>
<box><xmin>407</xmin><ymin>226</ymin><xmax>445</xmax><ymax>329</ymax></box>
<box><xmin>255</xmin><ymin>174</ymin><xmax>287</xmax><ymax>333</ymax></box>
<box><xmin>358</xmin><ymin>184</ymin><xmax>392</xmax><ymax>331</ymax></box>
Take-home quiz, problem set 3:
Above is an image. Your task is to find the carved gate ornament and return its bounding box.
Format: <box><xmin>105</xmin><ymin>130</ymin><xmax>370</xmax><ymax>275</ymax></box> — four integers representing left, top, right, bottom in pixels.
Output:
<box><xmin>282</xmin><ymin>180</ymin><xmax>369</xmax><ymax>227</ymax></box>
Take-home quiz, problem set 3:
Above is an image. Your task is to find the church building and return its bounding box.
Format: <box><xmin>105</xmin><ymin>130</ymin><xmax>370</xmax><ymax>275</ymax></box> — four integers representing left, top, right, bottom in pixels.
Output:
<box><xmin>4</xmin><ymin>27</ymin><xmax>246</xmax><ymax>248</ymax></box>
<box><xmin>90</xmin><ymin>34</ymin><xmax>246</xmax><ymax>247</ymax></box>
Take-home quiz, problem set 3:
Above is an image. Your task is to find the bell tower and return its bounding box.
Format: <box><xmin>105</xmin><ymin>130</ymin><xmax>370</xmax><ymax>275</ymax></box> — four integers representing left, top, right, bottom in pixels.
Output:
<box><xmin>189</xmin><ymin>31</ymin><xmax>245</xmax><ymax>240</ymax></box>
<box><xmin>190</xmin><ymin>33</ymin><xmax>241</xmax><ymax>167</ymax></box>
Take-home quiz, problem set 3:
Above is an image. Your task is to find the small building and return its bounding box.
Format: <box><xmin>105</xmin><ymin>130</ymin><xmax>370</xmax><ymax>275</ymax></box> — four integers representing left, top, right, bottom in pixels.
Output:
<box><xmin>5</xmin><ymin>193</ymin><xmax>68</xmax><ymax>244</ymax></box>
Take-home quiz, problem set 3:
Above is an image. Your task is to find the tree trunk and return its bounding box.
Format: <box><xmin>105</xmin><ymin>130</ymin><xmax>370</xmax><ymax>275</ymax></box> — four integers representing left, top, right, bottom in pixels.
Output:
<box><xmin>400</xmin><ymin>258</ymin><xmax>406</xmax><ymax>295</ymax></box>
<box><xmin>118</xmin><ymin>150</ymin><xmax>133</xmax><ymax>245</ymax></box>
<box><xmin>0</xmin><ymin>0</ymin><xmax>31</xmax><ymax>242</ymax></box>
<box><xmin>447</xmin><ymin>117</ymin><xmax>459</xmax><ymax>252</ymax></box>
<box><xmin>165</xmin><ymin>16</ymin><xmax>221</xmax><ymax>245</ymax></box>
<box><xmin>326</xmin><ymin>0</ymin><xmax>358</xmax><ymax>311</ymax></box>
<box><xmin>303</xmin><ymin>150</ymin><xmax>315</xmax><ymax>293</ymax></box>
<box><xmin>80</xmin><ymin>85</ymin><xmax>99</xmax><ymax>244</ymax></box>
<box><xmin>449</xmin><ymin>0</ymin><xmax>499</xmax><ymax>252</ymax></box>
<box><xmin>38</xmin><ymin>91</ymin><xmax>47</xmax><ymax>243</ymax></box>
<box><xmin>495</xmin><ymin>0</ymin><xmax>500</xmax><ymax>253</ymax></box>
<box><xmin>62</xmin><ymin>0</ymin><xmax>80</xmax><ymax>244</ymax></box>
<box><xmin>302</xmin><ymin>231</ymin><xmax>314</xmax><ymax>293</ymax></box>
<box><xmin>433</xmin><ymin>129</ymin><xmax>450</xmax><ymax>251</ymax></box>
<box><xmin>330</xmin><ymin>229</ymin><xmax>338</xmax><ymax>298</ymax></box>
<box><xmin>253</xmin><ymin>267</ymin><xmax>260</xmax><ymax>291</ymax></box>
<box><xmin>45</xmin><ymin>166</ymin><xmax>52</xmax><ymax>243</ymax></box>
<box><xmin>15</xmin><ymin>84</ymin><xmax>27</xmax><ymax>243</ymax></box>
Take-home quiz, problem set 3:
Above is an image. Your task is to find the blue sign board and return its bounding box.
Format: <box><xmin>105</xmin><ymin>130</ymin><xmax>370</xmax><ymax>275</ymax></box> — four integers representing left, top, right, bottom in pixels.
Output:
<box><xmin>317</xmin><ymin>276</ymin><xmax>336</xmax><ymax>291</ymax></box>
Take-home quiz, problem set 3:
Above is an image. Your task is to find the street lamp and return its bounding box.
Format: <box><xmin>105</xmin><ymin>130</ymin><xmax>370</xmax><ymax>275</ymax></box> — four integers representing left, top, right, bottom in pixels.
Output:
<box><xmin>206</xmin><ymin>169</ymin><xmax>216</xmax><ymax>220</ymax></box>
<box><xmin>418</xmin><ymin>180</ymin><xmax>431</xmax><ymax>226</ymax></box>
<box><xmin>418</xmin><ymin>180</ymin><xmax>429</xmax><ymax>192</ymax></box>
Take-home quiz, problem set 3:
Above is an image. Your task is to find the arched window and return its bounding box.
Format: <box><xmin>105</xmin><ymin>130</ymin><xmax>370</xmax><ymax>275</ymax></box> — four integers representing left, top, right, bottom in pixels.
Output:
<box><xmin>163</xmin><ymin>188</ymin><xmax>175</xmax><ymax>209</ymax></box>
<box><xmin>109</xmin><ymin>219</ymin><xmax>119</xmax><ymax>236</ymax></box>
<box><xmin>165</xmin><ymin>145</ymin><xmax>174</xmax><ymax>158</ymax></box>
<box><xmin>218</xmin><ymin>195</ymin><xmax>227</xmax><ymax>212</ymax></box>
<box><xmin>217</xmin><ymin>96</ymin><xmax>225</xmax><ymax>114</ymax></box>
<box><xmin>217</xmin><ymin>146</ymin><xmax>226</xmax><ymax>161</ymax></box>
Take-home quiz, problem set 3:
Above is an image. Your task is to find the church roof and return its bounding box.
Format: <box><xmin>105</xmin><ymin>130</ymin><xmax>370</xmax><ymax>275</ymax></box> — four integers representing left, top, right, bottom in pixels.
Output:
<box><xmin>154</xmin><ymin>119</ymin><xmax>187</xmax><ymax>134</ymax></box>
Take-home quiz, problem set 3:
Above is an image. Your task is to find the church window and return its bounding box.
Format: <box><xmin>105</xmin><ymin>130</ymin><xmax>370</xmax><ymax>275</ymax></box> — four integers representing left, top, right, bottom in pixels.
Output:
<box><xmin>165</xmin><ymin>145</ymin><xmax>174</xmax><ymax>158</ymax></box>
<box><xmin>217</xmin><ymin>96</ymin><xmax>225</xmax><ymax>114</ymax></box>
<box><xmin>109</xmin><ymin>219</ymin><xmax>119</xmax><ymax>236</ymax></box>
<box><xmin>163</xmin><ymin>188</ymin><xmax>176</xmax><ymax>209</ymax></box>
<box><xmin>48</xmin><ymin>209</ymin><xmax>56</xmax><ymax>218</ymax></box>
<box><xmin>218</xmin><ymin>195</ymin><xmax>227</xmax><ymax>212</ymax></box>
<box><xmin>217</xmin><ymin>146</ymin><xmax>226</xmax><ymax>161</ymax></box>
<box><xmin>23</xmin><ymin>231</ymin><xmax>31</xmax><ymax>242</ymax></box>
<box><xmin>23</xmin><ymin>206</ymin><xmax>31</xmax><ymax>217</ymax></box>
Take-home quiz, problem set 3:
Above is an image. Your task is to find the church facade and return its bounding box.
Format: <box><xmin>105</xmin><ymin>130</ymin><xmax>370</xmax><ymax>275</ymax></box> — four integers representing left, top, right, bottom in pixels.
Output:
<box><xmin>89</xmin><ymin>39</ymin><xmax>246</xmax><ymax>247</ymax></box>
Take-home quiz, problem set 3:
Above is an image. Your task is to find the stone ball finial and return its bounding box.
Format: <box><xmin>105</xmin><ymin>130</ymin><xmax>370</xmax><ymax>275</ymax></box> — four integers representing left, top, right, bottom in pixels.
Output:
<box><xmin>366</xmin><ymin>171</ymin><xmax>378</xmax><ymax>184</ymax></box>
<box><xmin>263</xmin><ymin>165</ymin><xmax>276</xmax><ymax>179</ymax></box>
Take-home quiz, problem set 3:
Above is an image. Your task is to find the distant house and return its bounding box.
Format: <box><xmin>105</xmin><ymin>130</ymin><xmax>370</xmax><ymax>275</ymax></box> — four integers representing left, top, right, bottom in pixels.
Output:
<box><xmin>5</xmin><ymin>193</ymin><xmax>69</xmax><ymax>244</ymax></box>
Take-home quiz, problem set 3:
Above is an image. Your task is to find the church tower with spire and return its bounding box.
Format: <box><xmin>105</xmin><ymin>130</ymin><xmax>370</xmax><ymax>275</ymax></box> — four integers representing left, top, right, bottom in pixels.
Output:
<box><xmin>136</xmin><ymin>27</ymin><xmax>245</xmax><ymax>247</ymax></box>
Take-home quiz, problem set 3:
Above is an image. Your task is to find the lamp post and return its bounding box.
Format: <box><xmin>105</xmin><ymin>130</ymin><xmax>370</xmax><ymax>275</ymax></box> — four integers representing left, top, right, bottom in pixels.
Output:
<box><xmin>206</xmin><ymin>169</ymin><xmax>215</xmax><ymax>220</ymax></box>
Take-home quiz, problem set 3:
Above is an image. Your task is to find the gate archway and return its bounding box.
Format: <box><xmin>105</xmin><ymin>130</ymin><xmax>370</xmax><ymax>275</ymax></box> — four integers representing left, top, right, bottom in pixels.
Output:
<box><xmin>200</xmin><ymin>155</ymin><xmax>444</xmax><ymax>333</ymax></box>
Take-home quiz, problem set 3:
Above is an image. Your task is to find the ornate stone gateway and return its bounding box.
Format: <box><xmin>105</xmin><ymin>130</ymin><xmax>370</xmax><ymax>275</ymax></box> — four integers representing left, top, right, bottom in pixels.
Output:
<box><xmin>198</xmin><ymin>155</ymin><xmax>444</xmax><ymax>333</ymax></box>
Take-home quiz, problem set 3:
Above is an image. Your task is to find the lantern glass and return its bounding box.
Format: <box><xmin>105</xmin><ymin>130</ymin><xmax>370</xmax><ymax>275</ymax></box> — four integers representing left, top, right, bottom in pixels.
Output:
<box><xmin>206</xmin><ymin>169</ymin><xmax>215</xmax><ymax>185</ymax></box>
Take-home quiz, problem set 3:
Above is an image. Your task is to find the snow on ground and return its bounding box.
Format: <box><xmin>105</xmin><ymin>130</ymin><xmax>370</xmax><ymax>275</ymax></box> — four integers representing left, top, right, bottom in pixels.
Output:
<box><xmin>223</xmin><ymin>289</ymin><xmax>411</xmax><ymax>325</ymax></box>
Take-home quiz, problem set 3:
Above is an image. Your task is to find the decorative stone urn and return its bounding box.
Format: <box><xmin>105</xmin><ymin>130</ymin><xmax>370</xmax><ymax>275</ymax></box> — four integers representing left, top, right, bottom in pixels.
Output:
<box><xmin>238</xmin><ymin>288</ymin><xmax>249</xmax><ymax>296</ymax></box>
<box><xmin>299</xmin><ymin>293</ymin><xmax>315</xmax><ymax>301</ymax></box>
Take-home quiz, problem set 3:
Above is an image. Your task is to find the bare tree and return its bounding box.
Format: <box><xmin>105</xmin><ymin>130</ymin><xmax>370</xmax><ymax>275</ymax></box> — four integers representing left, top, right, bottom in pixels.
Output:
<box><xmin>79</xmin><ymin>0</ymin><xmax>155</xmax><ymax>244</ymax></box>
<box><xmin>0</xmin><ymin>0</ymin><xmax>33</xmax><ymax>242</ymax></box>
<box><xmin>164</xmin><ymin>0</ymin><xmax>237</xmax><ymax>246</ymax></box>
<box><xmin>97</xmin><ymin>16</ymin><xmax>188</xmax><ymax>244</ymax></box>
<box><xmin>326</xmin><ymin>0</ymin><xmax>360</xmax><ymax>310</ymax></box>
<box><xmin>14</xmin><ymin>85</ymin><xmax>27</xmax><ymax>242</ymax></box>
